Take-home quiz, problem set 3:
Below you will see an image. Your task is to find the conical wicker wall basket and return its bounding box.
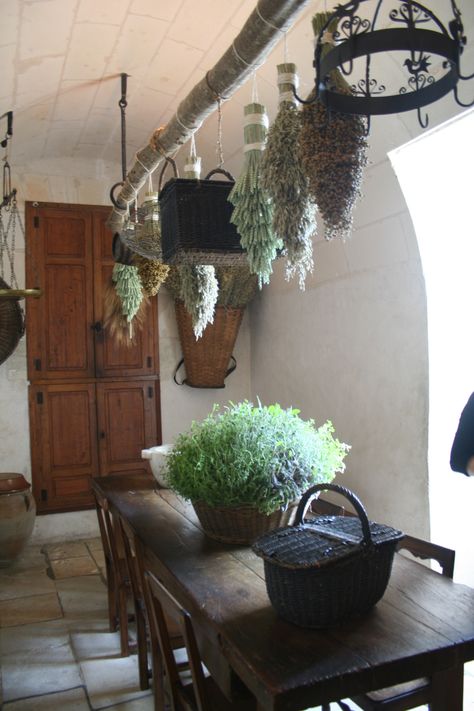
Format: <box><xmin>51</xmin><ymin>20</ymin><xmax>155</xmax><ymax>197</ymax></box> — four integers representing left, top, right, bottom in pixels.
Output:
<box><xmin>175</xmin><ymin>300</ymin><xmax>244</xmax><ymax>388</ymax></box>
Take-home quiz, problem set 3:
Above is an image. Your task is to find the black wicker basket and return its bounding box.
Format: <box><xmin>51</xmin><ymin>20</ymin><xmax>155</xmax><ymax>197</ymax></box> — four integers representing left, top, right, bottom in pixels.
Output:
<box><xmin>252</xmin><ymin>483</ymin><xmax>404</xmax><ymax>629</ymax></box>
<box><xmin>159</xmin><ymin>162</ymin><xmax>247</xmax><ymax>266</ymax></box>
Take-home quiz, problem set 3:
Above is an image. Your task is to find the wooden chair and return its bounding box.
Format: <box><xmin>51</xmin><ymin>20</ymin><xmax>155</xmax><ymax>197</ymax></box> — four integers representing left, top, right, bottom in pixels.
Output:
<box><xmin>93</xmin><ymin>490</ymin><xmax>150</xmax><ymax>690</ymax></box>
<box><xmin>311</xmin><ymin>497</ymin><xmax>456</xmax><ymax>711</ymax></box>
<box><xmin>143</xmin><ymin>569</ymin><xmax>255</xmax><ymax>711</ymax></box>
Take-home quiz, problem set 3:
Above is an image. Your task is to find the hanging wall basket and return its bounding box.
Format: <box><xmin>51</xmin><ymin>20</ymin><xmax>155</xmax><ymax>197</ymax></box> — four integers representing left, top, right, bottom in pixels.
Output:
<box><xmin>0</xmin><ymin>277</ymin><xmax>24</xmax><ymax>366</ymax></box>
<box><xmin>174</xmin><ymin>300</ymin><xmax>243</xmax><ymax>388</ymax></box>
<box><xmin>159</xmin><ymin>160</ymin><xmax>247</xmax><ymax>267</ymax></box>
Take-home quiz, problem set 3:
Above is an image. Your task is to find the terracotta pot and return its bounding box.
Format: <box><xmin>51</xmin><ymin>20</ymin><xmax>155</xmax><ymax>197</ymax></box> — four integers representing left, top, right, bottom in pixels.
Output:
<box><xmin>0</xmin><ymin>473</ymin><xmax>36</xmax><ymax>567</ymax></box>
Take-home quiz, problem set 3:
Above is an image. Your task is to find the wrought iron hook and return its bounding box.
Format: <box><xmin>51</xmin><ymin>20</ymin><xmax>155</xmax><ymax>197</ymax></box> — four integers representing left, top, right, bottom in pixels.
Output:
<box><xmin>453</xmin><ymin>84</ymin><xmax>474</xmax><ymax>108</ymax></box>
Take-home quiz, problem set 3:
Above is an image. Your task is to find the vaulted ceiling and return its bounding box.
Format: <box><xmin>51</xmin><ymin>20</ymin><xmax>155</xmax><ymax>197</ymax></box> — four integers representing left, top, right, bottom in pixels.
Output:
<box><xmin>2</xmin><ymin>0</ymin><xmax>474</xmax><ymax>188</ymax></box>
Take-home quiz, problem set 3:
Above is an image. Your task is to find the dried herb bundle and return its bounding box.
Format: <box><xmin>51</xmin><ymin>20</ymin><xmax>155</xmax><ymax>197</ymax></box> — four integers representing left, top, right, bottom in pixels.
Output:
<box><xmin>299</xmin><ymin>13</ymin><xmax>368</xmax><ymax>241</ymax></box>
<box><xmin>229</xmin><ymin>102</ymin><xmax>279</xmax><ymax>287</ymax></box>
<box><xmin>112</xmin><ymin>263</ymin><xmax>143</xmax><ymax>337</ymax></box>
<box><xmin>135</xmin><ymin>257</ymin><xmax>169</xmax><ymax>297</ymax></box>
<box><xmin>215</xmin><ymin>266</ymin><xmax>258</xmax><ymax>308</ymax></box>
<box><xmin>261</xmin><ymin>63</ymin><xmax>316</xmax><ymax>290</ymax></box>
<box><xmin>179</xmin><ymin>265</ymin><xmax>219</xmax><ymax>340</ymax></box>
<box><xmin>166</xmin><ymin>265</ymin><xmax>257</xmax><ymax>310</ymax></box>
<box><xmin>103</xmin><ymin>278</ymin><xmax>148</xmax><ymax>346</ymax></box>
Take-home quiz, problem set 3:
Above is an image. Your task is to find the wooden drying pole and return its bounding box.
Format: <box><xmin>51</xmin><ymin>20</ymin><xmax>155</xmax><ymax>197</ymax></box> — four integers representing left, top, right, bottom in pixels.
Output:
<box><xmin>107</xmin><ymin>0</ymin><xmax>311</xmax><ymax>233</ymax></box>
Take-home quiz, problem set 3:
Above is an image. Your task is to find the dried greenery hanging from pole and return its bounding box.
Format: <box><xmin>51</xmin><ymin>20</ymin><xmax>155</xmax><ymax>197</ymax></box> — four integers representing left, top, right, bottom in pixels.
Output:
<box><xmin>179</xmin><ymin>265</ymin><xmax>219</xmax><ymax>340</ymax></box>
<box><xmin>299</xmin><ymin>12</ymin><xmax>368</xmax><ymax>241</ymax></box>
<box><xmin>261</xmin><ymin>62</ymin><xmax>315</xmax><ymax>289</ymax></box>
<box><xmin>112</xmin><ymin>262</ymin><xmax>143</xmax><ymax>338</ymax></box>
<box><xmin>229</xmin><ymin>100</ymin><xmax>279</xmax><ymax>288</ymax></box>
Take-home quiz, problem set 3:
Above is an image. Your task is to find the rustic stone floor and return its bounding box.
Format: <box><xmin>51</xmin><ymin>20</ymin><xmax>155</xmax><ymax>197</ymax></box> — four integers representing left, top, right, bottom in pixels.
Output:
<box><xmin>0</xmin><ymin>541</ymin><xmax>473</xmax><ymax>710</ymax></box>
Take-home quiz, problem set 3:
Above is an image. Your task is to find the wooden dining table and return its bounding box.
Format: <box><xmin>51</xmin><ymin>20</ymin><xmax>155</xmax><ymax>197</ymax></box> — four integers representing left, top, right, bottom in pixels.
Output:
<box><xmin>92</xmin><ymin>474</ymin><xmax>474</xmax><ymax>711</ymax></box>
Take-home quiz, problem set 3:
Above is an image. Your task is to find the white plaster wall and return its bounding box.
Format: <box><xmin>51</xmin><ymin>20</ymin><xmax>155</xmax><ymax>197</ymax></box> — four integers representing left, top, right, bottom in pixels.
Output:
<box><xmin>0</xmin><ymin>157</ymin><xmax>252</xmax><ymax>544</ymax></box>
<box><xmin>250</xmin><ymin>152</ymin><xmax>430</xmax><ymax>538</ymax></box>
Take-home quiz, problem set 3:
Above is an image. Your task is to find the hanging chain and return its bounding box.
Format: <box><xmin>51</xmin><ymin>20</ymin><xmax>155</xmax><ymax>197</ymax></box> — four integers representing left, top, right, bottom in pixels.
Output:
<box><xmin>216</xmin><ymin>95</ymin><xmax>224</xmax><ymax>168</ymax></box>
<box><xmin>0</xmin><ymin>190</ymin><xmax>20</xmax><ymax>289</ymax></box>
<box><xmin>119</xmin><ymin>73</ymin><xmax>128</xmax><ymax>182</ymax></box>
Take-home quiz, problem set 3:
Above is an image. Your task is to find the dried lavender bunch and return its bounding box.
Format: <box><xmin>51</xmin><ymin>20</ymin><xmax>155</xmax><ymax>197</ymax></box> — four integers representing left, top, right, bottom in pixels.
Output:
<box><xmin>299</xmin><ymin>13</ymin><xmax>368</xmax><ymax>241</ymax></box>
<box><xmin>179</xmin><ymin>265</ymin><xmax>218</xmax><ymax>339</ymax></box>
<box><xmin>261</xmin><ymin>63</ymin><xmax>316</xmax><ymax>289</ymax></box>
<box><xmin>229</xmin><ymin>103</ymin><xmax>280</xmax><ymax>288</ymax></box>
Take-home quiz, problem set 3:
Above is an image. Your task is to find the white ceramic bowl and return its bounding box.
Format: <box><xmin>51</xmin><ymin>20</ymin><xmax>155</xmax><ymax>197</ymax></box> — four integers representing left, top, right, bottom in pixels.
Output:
<box><xmin>141</xmin><ymin>444</ymin><xmax>173</xmax><ymax>488</ymax></box>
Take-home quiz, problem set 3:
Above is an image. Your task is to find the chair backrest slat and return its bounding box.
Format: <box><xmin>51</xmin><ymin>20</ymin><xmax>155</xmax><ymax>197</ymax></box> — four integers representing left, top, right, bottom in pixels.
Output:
<box><xmin>144</xmin><ymin>570</ymin><xmax>210</xmax><ymax>711</ymax></box>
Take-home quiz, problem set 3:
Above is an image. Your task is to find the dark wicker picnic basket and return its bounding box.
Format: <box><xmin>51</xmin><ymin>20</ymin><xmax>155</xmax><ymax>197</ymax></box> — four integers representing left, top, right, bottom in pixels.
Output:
<box><xmin>159</xmin><ymin>163</ymin><xmax>247</xmax><ymax>266</ymax></box>
<box><xmin>252</xmin><ymin>483</ymin><xmax>404</xmax><ymax>628</ymax></box>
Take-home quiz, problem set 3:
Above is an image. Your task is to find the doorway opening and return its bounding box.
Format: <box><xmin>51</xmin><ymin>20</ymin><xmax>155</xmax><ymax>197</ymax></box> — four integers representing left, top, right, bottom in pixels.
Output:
<box><xmin>389</xmin><ymin>108</ymin><xmax>474</xmax><ymax>585</ymax></box>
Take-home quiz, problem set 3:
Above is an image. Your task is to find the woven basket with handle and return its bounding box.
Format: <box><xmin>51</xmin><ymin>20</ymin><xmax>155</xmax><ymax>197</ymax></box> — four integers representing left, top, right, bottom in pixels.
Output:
<box><xmin>253</xmin><ymin>483</ymin><xmax>404</xmax><ymax>628</ymax></box>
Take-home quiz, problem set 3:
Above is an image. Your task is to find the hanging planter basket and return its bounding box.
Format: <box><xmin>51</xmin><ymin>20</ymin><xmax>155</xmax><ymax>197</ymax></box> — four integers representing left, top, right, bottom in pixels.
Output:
<box><xmin>159</xmin><ymin>159</ymin><xmax>247</xmax><ymax>267</ymax></box>
<box><xmin>174</xmin><ymin>300</ymin><xmax>243</xmax><ymax>388</ymax></box>
<box><xmin>0</xmin><ymin>277</ymin><xmax>25</xmax><ymax>366</ymax></box>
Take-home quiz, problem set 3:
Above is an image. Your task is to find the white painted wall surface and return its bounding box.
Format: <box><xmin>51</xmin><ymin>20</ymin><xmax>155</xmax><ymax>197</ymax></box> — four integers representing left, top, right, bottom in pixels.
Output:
<box><xmin>250</xmin><ymin>153</ymin><xmax>431</xmax><ymax>538</ymax></box>
<box><xmin>0</xmin><ymin>157</ymin><xmax>252</xmax><ymax>544</ymax></box>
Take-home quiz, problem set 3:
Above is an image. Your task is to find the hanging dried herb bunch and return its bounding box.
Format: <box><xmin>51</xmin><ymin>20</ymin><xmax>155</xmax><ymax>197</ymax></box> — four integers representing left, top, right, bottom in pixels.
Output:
<box><xmin>179</xmin><ymin>265</ymin><xmax>219</xmax><ymax>340</ymax></box>
<box><xmin>165</xmin><ymin>265</ymin><xmax>257</xmax><ymax>310</ymax></box>
<box><xmin>112</xmin><ymin>263</ymin><xmax>143</xmax><ymax>337</ymax></box>
<box><xmin>103</xmin><ymin>277</ymin><xmax>149</xmax><ymax>346</ymax></box>
<box><xmin>261</xmin><ymin>63</ymin><xmax>316</xmax><ymax>290</ymax></box>
<box><xmin>229</xmin><ymin>102</ymin><xmax>280</xmax><ymax>288</ymax></box>
<box><xmin>135</xmin><ymin>256</ymin><xmax>169</xmax><ymax>297</ymax></box>
<box><xmin>299</xmin><ymin>13</ymin><xmax>368</xmax><ymax>241</ymax></box>
<box><xmin>215</xmin><ymin>266</ymin><xmax>258</xmax><ymax>308</ymax></box>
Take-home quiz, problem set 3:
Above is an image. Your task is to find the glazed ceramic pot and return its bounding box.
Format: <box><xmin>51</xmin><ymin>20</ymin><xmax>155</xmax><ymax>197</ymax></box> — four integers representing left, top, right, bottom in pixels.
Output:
<box><xmin>0</xmin><ymin>473</ymin><xmax>36</xmax><ymax>567</ymax></box>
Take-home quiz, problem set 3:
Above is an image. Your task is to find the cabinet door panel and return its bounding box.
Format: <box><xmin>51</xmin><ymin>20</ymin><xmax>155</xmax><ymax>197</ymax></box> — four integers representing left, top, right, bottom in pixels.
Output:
<box><xmin>96</xmin><ymin>380</ymin><xmax>157</xmax><ymax>476</ymax></box>
<box><xmin>29</xmin><ymin>383</ymin><xmax>99</xmax><ymax>512</ymax></box>
<box><xmin>26</xmin><ymin>205</ymin><xmax>95</xmax><ymax>380</ymax></box>
<box><xmin>93</xmin><ymin>211</ymin><xmax>158</xmax><ymax>378</ymax></box>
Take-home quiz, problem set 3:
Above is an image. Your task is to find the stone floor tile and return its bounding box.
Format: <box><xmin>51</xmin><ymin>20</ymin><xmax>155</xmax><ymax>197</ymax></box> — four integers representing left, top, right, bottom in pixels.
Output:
<box><xmin>80</xmin><ymin>656</ymin><xmax>150</xmax><ymax>709</ymax></box>
<box><xmin>55</xmin><ymin>574</ymin><xmax>108</xmax><ymax>625</ymax></box>
<box><xmin>2</xmin><ymin>685</ymin><xmax>90</xmax><ymax>710</ymax></box>
<box><xmin>50</xmin><ymin>556</ymin><xmax>99</xmax><ymax>580</ymax></box>
<box><xmin>0</xmin><ymin>592</ymin><xmax>62</xmax><ymax>628</ymax></box>
<box><xmin>104</xmin><ymin>694</ymin><xmax>155</xmax><ymax>710</ymax></box>
<box><xmin>71</xmin><ymin>629</ymin><xmax>122</xmax><ymax>661</ymax></box>
<box><xmin>0</xmin><ymin>619</ymin><xmax>69</xmax><ymax>656</ymax></box>
<box><xmin>44</xmin><ymin>542</ymin><xmax>91</xmax><ymax>560</ymax></box>
<box><xmin>85</xmin><ymin>538</ymin><xmax>103</xmax><ymax>552</ymax></box>
<box><xmin>90</xmin><ymin>549</ymin><xmax>105</xmax><ymax>568</ymax></box>
<box><xmin>0</xmin><ymin>623</ymin><xmax>82</xmax><ymax>702</ymax></box>
<box><xmin>3</xmin><ymin>546</ymin><xmax>47</xmax><ymax>573</ymax></box>
<box><xmin>0</xmin><ymin>569</ymin><xmax>55</xmax><ymax>601</ymax></box>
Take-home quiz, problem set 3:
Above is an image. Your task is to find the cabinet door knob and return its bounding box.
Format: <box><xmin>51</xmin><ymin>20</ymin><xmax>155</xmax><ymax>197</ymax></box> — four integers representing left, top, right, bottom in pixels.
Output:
<box><xmin>92</xmin><ymin>321</ymin><xmax>103</xmax><ymax>333</ymax></box>
<box><xmin>99</xmin><ymin>431</ymin><xmax>106</xmax><ymax>439</ymax></box>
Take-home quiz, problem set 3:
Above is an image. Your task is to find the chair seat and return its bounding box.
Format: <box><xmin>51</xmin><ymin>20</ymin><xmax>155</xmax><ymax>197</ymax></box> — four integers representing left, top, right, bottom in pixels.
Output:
<box><xmin>352</xmin><ymin>677</ymin><xmax>430</xmax><ymax>710</ymax></box>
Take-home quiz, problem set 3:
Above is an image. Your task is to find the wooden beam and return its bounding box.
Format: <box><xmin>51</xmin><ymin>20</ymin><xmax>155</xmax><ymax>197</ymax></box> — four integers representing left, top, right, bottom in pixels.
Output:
<box><xmin>107</xmin><ymin>0</ymin><xmax>311</xmax><ymax>232</ymax></box>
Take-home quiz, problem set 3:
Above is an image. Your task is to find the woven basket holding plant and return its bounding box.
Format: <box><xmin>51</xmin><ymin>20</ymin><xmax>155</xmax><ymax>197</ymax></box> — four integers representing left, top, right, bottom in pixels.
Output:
<box><xmin>164</xmin><ymin>401</ymin><xmax>350</xmax><ymax>544</ymax></box>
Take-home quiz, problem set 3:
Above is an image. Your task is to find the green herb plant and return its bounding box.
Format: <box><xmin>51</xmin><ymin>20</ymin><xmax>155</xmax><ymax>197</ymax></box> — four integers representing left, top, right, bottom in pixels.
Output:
<box><xmin>165</xmin><ymin>401</ymin><xmax>350</xmax><ymax>514</ymax></box>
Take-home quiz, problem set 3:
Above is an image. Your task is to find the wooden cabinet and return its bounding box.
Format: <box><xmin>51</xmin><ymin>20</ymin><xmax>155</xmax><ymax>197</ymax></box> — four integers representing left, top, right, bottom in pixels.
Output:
<box><xmin>26</xmin><ymin>202</ymin><xmax>161</xmax><ymax>514</ymax></box>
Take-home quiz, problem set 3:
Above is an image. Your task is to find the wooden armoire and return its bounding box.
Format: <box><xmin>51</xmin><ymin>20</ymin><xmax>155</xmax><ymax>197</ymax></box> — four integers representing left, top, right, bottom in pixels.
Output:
<box><xmin>25</xmin><ymin>202</ymin><xmax>161</xmax><ymax>514</ymax></box>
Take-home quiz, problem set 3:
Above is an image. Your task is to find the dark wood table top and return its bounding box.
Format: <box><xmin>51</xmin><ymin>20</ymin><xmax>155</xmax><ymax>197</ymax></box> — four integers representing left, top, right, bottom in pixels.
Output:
<box><xmin>92</xmin><ymin>474</ymin><xmax>474</xmax><ymax>711</ymax></box>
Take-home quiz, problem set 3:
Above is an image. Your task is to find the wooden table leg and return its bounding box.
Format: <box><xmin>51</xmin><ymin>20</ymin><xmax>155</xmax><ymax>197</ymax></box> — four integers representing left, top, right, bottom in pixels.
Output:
<box><xmin>430</xmin><ymin>664</ymin><xmax>464</xmax><ymax>710</ymax></box>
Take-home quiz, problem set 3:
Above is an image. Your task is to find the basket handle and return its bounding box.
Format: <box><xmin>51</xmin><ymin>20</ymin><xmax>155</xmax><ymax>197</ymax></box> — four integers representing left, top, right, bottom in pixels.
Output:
<box><xmin>204</xmin><ymin>168</ymin><xmax>235</xmax><ymax>182</ymax></box>
<box><xmin>173</xmin><ymin>356</ymin><xmax>237</xmax><ymax>387</ymax></box>
<box><xmin>294</xmin><ymin>483</ymin><xmax>373</xmax><ymax>546</ymax></box>
<box><xmin>159</xmin><ymin>156</ymin><xmax>179</xmax><ymax>191</ymax></box>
